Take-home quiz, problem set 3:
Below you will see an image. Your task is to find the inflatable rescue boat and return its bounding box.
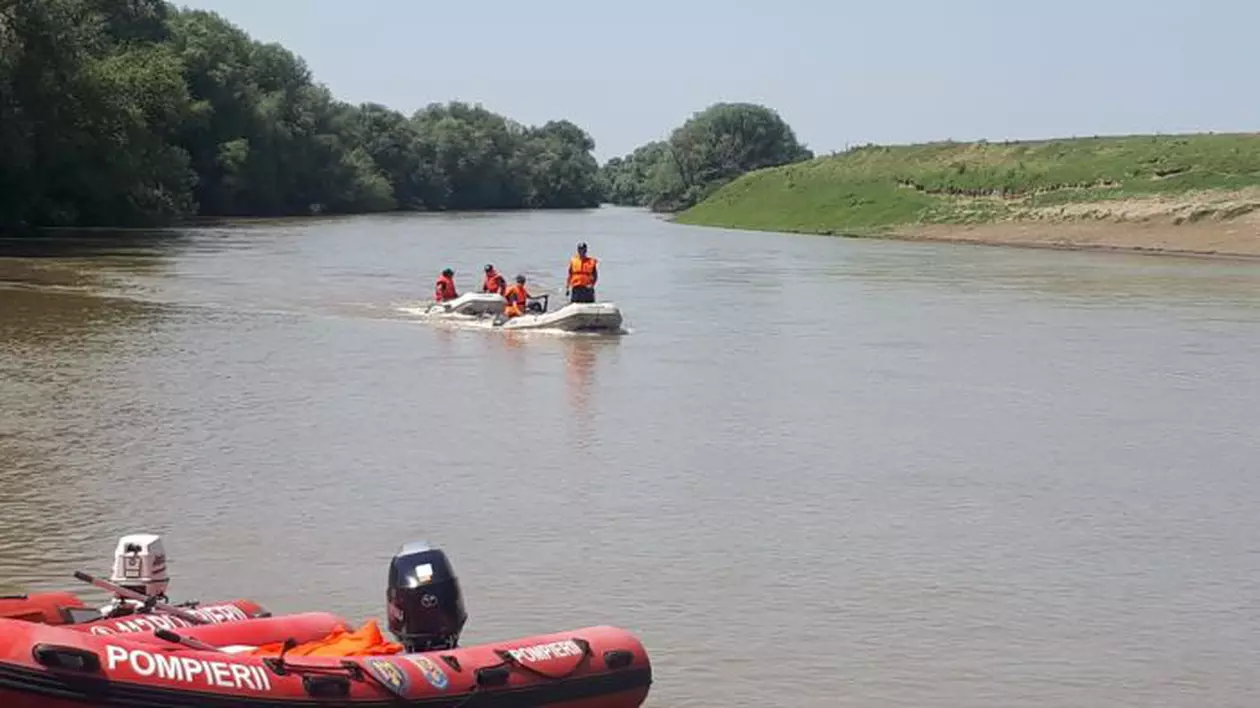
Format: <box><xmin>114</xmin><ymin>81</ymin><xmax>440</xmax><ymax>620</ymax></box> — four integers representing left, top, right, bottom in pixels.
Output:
<box><xmin>1</xmin><ymin>590</ymin><xmax>266</xmax><ymax>636</ymax></box>
<box><xmin>496</xmin><ymin>300</ymin><xmax>625</xmax><ymax>334</ymax></box>
<box><xmin>2</xmin><ymin>535</ymin><xmax>268</xmax><ymax>637</ymax></box>
<box><xmin>491</xmin><ymin>292</ymin><xmax>624</xmax><ymax>332</ymax></box>
<box><xmin>0</xmin><ymin>537</ymin><xmax>653</xmax><ymax>707</ymax></box>
<box><xmin>422</xmin><ymin>292</ymin><xmax>506</xmax><ymax>318</ymax></box>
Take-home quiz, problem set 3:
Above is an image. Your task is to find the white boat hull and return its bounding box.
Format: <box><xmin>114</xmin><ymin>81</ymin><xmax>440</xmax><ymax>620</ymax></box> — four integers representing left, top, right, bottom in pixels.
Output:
<box><xmin>424</xmin><ymin>292</ymin><xmax>506</xmax><ymax>317</ymax></box>
<box><xmin>498</xmin><ymin>302</ymin><xmax>624</xmax><ymax>333</ymax></box>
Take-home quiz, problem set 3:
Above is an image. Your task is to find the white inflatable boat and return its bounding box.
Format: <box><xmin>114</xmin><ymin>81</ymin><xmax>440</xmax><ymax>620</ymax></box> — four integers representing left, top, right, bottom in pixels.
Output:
<box><xmin>497</xmin><ymin>301</ymin><xmax>624</xmax><ymax>333</ymax></box>
<box><xmin>422</xmin><ymin>292</ymin><xmax>506</xmax><ymax>318</ymax></box>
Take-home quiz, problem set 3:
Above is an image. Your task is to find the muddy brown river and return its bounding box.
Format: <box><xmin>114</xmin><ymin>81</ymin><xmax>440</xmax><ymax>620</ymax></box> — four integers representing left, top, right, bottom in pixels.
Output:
<box><xmin>2</xmin><ymin>208</ymin><xmax>1258</xmax><ymax>707</ymax></box>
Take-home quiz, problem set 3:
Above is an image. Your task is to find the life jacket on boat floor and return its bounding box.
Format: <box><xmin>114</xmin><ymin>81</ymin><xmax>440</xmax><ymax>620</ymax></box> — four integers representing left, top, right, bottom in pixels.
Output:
<box><xmin>249</xmin><ymin>618</ymin><xmax>403</xmax><ymax>657</ymax></box>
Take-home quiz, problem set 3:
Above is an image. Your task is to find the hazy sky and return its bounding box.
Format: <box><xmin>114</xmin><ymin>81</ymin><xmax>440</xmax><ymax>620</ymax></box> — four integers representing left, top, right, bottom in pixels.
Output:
<box><xmin>177</xmin><ymin>0</ymin><xmax>1258</xmax><ymax>162</ymax></box>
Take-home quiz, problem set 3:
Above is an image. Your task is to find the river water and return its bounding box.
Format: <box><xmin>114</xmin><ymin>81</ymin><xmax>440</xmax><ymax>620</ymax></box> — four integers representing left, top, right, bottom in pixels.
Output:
<box><xmin>2</xmin><ymin>208</ymin><xmax>1258</xmax><ymax>707</ymax></box>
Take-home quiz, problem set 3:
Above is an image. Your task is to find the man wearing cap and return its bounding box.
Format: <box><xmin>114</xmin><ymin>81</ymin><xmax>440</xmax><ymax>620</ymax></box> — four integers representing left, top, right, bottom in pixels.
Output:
<box><xmin>481</xmin><ymin>264</ymin><xmax>506</xmax><ymax>295</ymax></box>
<box><xmin>504</xmin><ymin>275</ymin><xmax>532</xmax><ymax>318</ymax></box>
<box><xmin>434</xmin><ymin>268</ymin><xmax>458</xmax><ymax>302</ymax></box>
<box><xmin>565</xmin><ymin>242</ymin><xmax>598</xmax><ymax>303</ymax></box>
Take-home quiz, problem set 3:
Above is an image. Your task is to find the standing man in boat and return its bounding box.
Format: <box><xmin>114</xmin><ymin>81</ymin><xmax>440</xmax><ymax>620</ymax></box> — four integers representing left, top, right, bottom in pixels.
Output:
<box><xmin>565</xmin><ymin>241</ymin><xmax>598</xmax><ymax>303</ymax></box>
<box><xmin>435</xmin><ymin>268</ymin><xmax>458</xmax><ymax>302</ymax></box>
<box><xmin>482</xmin><ymin>264</ymin><xmax>506</xmax><ymax>295</ymax></box>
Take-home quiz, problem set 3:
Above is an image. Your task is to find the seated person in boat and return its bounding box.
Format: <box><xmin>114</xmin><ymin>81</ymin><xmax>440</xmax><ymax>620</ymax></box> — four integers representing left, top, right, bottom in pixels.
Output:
<box><xmin>565</xmin><ymin>242</ymin><xmax>598</xmax><ymax>303</ymax></box>
<box><xmin>504</xmin><ymin>275</ymin><xmax>533</xmax><ymax>318</ymax></box>
<box><xmin>434</xmin><ymin>268</ymin><xmax>458</xmax><ymax>302</ymax></box>
<box><xmin>482</xmin><ymin>264</ymin><xmax>506</xmax><ymax>295</ymax></box>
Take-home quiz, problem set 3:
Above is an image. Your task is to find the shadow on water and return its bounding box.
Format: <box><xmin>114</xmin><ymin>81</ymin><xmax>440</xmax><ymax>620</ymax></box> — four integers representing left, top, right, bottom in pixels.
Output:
<box><xmin>0</xmin><ymin>228</ymin><xmax>194</xmax><ymax>299</ymax></box>
<box><xmin>0</xmin><ymin>283</ymin><xmax>171</xmax><ymax>595</ymax></box>
<box><xmin>797</xmin><ymin>236</ymin><xmax>1260</xmax><ymax>311</ymax></box>
<box><xmin>0</xmin><ymin>227</ymin><xmax>192</xmax><ymax>260</ymax></box>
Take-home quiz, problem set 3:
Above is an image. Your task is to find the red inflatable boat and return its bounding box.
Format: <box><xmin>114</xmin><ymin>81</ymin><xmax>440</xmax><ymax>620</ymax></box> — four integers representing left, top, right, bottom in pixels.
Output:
<box><xmin>0</xmin><ymin>533</ymin><xmax>271</xmax><ymax>638</ymax></box>
<box><xmin>0</xmin><ymin>617</ymin><xmax>651</xmax><ymax>707</ymax></box>
<box><xmin>1</xmin><ymin>591</ymin><xmax>267</xmax><ymax>634</ymax></box>
<box><xmin>0</xmin><ymin>537</ymin><xmax>653</xmax><ymax>706</ymax></box>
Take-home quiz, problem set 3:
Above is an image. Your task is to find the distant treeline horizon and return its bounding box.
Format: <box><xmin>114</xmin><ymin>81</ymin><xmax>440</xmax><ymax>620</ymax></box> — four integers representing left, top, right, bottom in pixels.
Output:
<box><xmin>0</xmin><ymin>0</ymin><xmax>817</xmax><ymax>229</ymax></box>
<box><xmin>16</xmin><ymin>1</ymin><xmax>1225</xmax><ymax>232</ymax></box>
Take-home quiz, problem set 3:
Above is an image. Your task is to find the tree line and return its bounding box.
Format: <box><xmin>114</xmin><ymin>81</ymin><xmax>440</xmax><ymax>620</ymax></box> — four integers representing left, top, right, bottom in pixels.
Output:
<box><xmin>0</xmin><ymin>0</ymin><xmax>602</xmax><ymax>228</ymax></box>
<box><xmin>0</xmin><ymin>0</ymin><xmax>814</xmax><ymax>229</ymax></box>
<box><xmin>598</xmin><ymin>103</ymin><xmax>814</xmax><ymax>212</ymax></box>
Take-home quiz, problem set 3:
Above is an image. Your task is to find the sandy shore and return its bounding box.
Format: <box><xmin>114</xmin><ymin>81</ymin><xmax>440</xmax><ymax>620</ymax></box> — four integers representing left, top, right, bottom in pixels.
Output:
<box><xmin>891</xmin><ymin>219</ymin><xmax>1260</xmax><ymax>259</ymax></box>
<box><xmin>888</xmin><ymin>191</ymin><xmax>1260</xmax><ymax>259</ymax></box>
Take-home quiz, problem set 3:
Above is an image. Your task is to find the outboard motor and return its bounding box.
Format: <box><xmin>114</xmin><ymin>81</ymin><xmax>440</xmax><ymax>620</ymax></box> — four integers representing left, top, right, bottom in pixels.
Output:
<box><xmin>386</xmin><ymin>541</ymin><xmax>467</xmax><ymax>652</ymax></box>
<box><xmin>100</xmin><ymin>533</ymin><xmax>170</xmax><ymax>617</ymax></box>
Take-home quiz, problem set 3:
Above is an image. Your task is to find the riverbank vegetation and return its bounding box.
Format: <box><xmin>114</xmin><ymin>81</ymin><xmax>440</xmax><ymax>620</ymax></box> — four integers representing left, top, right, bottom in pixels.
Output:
<box><xmin>674</xmin><ymin>133</ymin><xmax>1260</xmax><ymax>238</ymax></box>
<box><xmin>599</xmin><ymin>103</ymin><xmax>814</xmax><ymax>212</ymax></box>
<box><xmin>0</xmin><ymin>0</ymin><xmax>602</xmax><ymax>229</ymax></box>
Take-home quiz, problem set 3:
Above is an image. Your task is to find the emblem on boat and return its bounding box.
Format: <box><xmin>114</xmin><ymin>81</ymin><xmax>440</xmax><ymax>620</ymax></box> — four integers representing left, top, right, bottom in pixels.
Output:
<box><xmin>364</xmin><ymin>657</ymin><xmax>409</xmax><ymax>693</ymax></box>
<box><xmin>407</xmin><ymin>655</ymin><xmax>449</xmax><ymax>691</ymax></box>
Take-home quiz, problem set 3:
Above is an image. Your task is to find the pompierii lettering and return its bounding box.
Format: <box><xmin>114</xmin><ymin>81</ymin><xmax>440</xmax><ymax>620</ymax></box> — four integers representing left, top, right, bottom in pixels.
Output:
<box><xmin>90</xmin><ymin>605</ymin><xmax>250</xmax><ymax>636</ymax></box>
<box><xmin>188</xmin><ymin>604</ymin><xmax>251</xmax><ymax>624</ymax></box>
<box><xmin>105</xmin><ymin>645</ymin><xmax>271</xmax><ymax>691</ymax></box>
<box><xmin>507</xmin><ymin>639</ymin><xmax>584</xmax><ymax>663</ymax></box>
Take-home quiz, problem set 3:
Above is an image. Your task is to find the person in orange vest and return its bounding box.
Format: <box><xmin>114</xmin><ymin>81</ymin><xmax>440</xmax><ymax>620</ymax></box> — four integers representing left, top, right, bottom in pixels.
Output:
<box><xmin>565</xmin><ymin>242</ymin><xmax>598</xmax><ymax>303</ymax></box>
<box><xmin>434</xmin><ymin>268</ymin><xmax>458</xmax><ymax>302</ymax></box>
<box><xmin>504</xmin><ymin>275</ymin><xmax>532</xmax><ymax>318</ymax></box>
<box><xmin>481</xmin><ymin>264</ymin><xmax>506</xmax><ymax>295</ymax></box>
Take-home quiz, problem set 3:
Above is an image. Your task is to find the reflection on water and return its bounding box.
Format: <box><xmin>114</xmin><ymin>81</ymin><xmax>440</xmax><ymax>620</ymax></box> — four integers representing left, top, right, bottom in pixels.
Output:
<box><xmin>1</xmin><ymin>209</ymin><xmax>1259</xmax><ymax>708</ymax></box>
<box><xmin>0</xmin><ymin>228</ymin><xmax>186</xmax><ymax>260</ymax></box>
<box><xmin>564</xmin><ymin>338</ymin><xmax>598</xmax><ymax>413</ymax></box>
<box><xmin>0</xmin><ymin>285</ymin><xmax>172</xmax><ymax>599</ymax></box>
<box><xmin>563</xmin><ymin>336</ymin><xmax>620</xmax><ymax>443</ymax></box>
<box><xmin>0</xmin><ymin>229</ymin><xmax>188</xmax><ymax>307</ymax></box>
<box><xmin>827</xmin><ymin>237</ymin><xmax>1260</xmax><ymax>311</ymax></box>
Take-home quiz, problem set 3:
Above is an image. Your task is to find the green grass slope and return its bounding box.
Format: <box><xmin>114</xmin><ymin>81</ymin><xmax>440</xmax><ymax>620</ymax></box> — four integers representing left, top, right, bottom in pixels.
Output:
<box><xmin>674</xmin><ymin>133</ymin><xmax>1260</xmax><ymax>235</ymax></box>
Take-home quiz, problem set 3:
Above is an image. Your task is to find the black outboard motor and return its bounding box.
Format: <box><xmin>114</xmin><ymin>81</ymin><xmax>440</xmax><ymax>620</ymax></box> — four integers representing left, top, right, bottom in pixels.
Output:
<box><xmin>386</xmin><ymin>541</ymin><xmax>467</xmax><ymax>652</ymax></box>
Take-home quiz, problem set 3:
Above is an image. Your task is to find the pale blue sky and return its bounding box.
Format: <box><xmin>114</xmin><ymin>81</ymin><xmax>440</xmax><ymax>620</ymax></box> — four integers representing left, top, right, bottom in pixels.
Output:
<box><xmin>176</xmin><ymin>0</ymin><xmax>1258</xmax><ymax>162</ymax></box>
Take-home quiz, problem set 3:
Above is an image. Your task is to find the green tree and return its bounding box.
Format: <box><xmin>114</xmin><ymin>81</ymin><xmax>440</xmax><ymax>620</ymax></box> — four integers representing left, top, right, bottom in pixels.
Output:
<box><xmin>0</xmin><ymin>0</ymin><xmax>604</xmax><ymax>229</ymax></box>
<box><xmin>351</xmin><ymin>103</ymin><xmax>425</xmax><ymax>208</ymax></box>
<box><xmin>516</xmin><ymin>120</ymin><xmax>601</xmax><ymax>208</ymax></box>
<box><xmin>411</xmin><ymin>102</ymin><xmax>525</xmax><ymax>210</ymax></box>
<box><xmin>600</xmin><ymin>102</ymin><xmax>813</xmax><ymax>211</ymax></box>
<box><xmin>600</xmin><ymin>141</ymin><xmax>672</xmax><ymax>207</ymax></box>
<box><xmin>0</xmin><ymin>0</ymin><xmax>196</xmax><ymax>226</ymax></box>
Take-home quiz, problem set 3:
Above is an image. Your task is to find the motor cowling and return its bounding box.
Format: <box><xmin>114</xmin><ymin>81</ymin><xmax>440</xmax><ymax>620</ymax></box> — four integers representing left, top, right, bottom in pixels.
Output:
<box><xmin>109</xmin><ymin>534</ymin><xmax>169</xmax><ymax>599</ymax></box>
<box><xmin>386</xmin><ymin>541</ymin><xmax>466</xmax><ymax>652</ymax></box>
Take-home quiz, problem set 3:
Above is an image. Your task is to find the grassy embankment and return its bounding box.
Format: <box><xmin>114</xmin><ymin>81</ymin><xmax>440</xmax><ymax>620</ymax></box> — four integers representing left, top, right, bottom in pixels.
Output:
<box><xmin>675</xmin><ymin>133</ymin><xmax>1260</xmax><ymax>257</ymax></box>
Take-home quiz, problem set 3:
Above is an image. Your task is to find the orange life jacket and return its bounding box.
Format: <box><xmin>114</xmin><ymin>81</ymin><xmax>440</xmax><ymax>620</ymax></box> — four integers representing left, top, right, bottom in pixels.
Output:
<box><xmin>249</xmin><ymin>619</ymin><xmax>403</xmax><ymax>658</ymax></box>
<box><xmin>435</xmin><ymin>275</ymin><xmax>457</xmax><ymax>301</ymax></box>
<box><xmin>482</xmin><ymin>272</ymin><xmax>505</xmax><ymax>294</ymax></box>
<box><xmin>567</xmin><ymin>255</ymin><xmax>597</xmax><ymax>288</ymax></box>
<box><xmin>504</xmin><ymin>283</ymin><xmax>529</xmax><ymax>317</ymax></box>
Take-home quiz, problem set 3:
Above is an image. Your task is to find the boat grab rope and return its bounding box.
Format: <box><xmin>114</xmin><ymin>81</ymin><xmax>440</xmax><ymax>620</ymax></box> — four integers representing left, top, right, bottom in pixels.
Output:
<box><xmin>263</xmin><ymin>655</ymin><xmax>410</xmax><ymax>701</ymax></box>
<box><xmin>439</xmin><ymin>637</ymin><xmax>595</xmax><ymax>708</ymax></box>
<box><xmin>259</xmin><ymin>636</ymin><xmax>598</xmax><ymax>703</ymax></box>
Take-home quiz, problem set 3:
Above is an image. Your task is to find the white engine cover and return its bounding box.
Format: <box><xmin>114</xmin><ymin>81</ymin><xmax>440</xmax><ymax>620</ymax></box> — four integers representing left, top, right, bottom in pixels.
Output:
<box><xmin>108</xmin><ymin>533</ymin><xmax>170</xmax><ymax>598</ymax></box>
